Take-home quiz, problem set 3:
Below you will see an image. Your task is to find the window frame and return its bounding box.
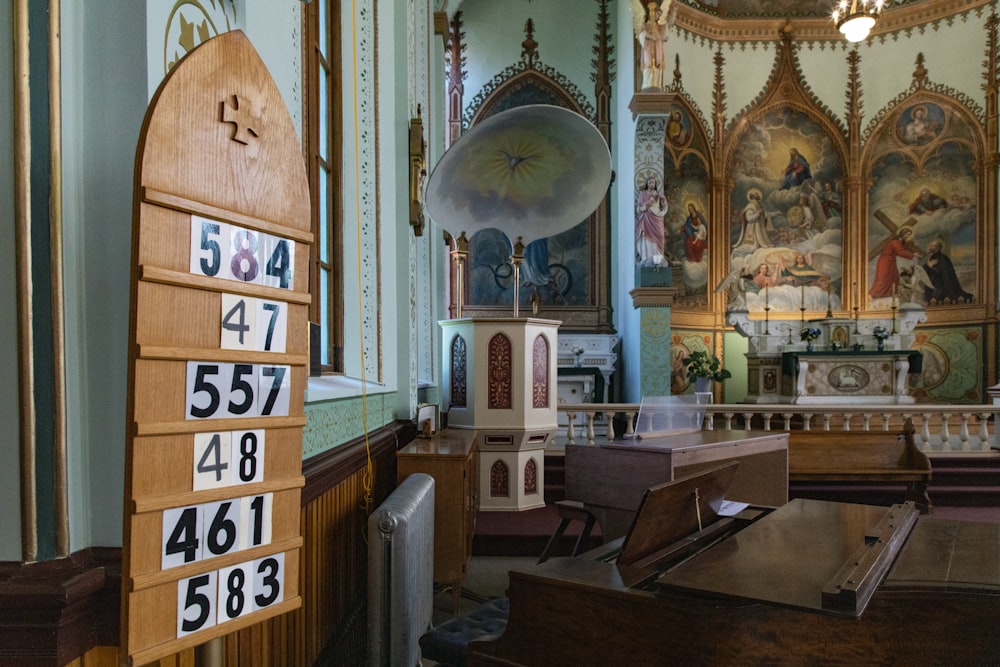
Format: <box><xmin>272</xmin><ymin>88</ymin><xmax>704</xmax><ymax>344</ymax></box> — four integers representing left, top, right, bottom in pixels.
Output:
<box><xmin>303</xmin><ymin>0</ymin><xmax>343</xmax><ymax>373</ymax></box>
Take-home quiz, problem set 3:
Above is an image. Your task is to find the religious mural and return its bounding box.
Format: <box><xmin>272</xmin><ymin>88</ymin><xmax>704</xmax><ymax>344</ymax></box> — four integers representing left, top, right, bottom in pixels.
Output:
<box><xmin>909</xmin><ymin>326</ymin><xmax>982</xmax><ymax>402</ymax></box>
<box><xmin>867</xmin><ymin>101</ymin><xmax>977</xmax><ymax>309</ymax></box>
<box><xmin>726</xmin><ymin>108</ymin><xmax>846</xmax><ymax>314</ymax></box>
<box><xmin>635</xmin><ymin>105</ymin><xmax>710</xmax><ymax>309</ymax></box>
<box><xmin>469</xmin><ymin>225</ymin><xmax>587</xmax><ymax>308</ymax></box>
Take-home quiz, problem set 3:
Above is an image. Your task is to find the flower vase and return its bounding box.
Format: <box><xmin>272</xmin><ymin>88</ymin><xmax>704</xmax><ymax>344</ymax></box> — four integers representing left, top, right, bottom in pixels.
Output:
<box><xmin>806</xmin><ymin>342</ymin><xmax>814</xmax><ymax>352</ymax></box>
<box><xmin>694</xmin><ymin>377</ymin><xmax>711</xmax><ymax>393</ymax></box>
<box><xmin>877</xmin><ymin>340</ymin><xmax>885</xmax><ymax>352</ymax></box>
<box><xmin>574</xmin><ymin>356</ymin><xmax>582</xmax><ymax>368</ymax></box>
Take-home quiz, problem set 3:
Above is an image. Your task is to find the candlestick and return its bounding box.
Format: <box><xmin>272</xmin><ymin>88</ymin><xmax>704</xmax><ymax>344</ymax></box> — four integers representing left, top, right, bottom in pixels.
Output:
<box><xmin>825</xmin><ymin>281</ymin><xmax>833</xmax><ymax>319</ymax></box>
<box><xmin>853</xmin><ymin>305</ymin><xmax>859</xmax><ymax>334</ymax></box>
<box><xmin>764</xmin><ymin>305</ymin><xmax>770</xmax><ymax>335</ymax></box>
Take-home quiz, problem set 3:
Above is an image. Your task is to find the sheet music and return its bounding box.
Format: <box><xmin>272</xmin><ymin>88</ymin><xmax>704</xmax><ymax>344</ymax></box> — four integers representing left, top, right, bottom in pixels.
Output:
<box><xmin>718</xmin><ymin>499</ymin><xmax>749</xmax><ymax>516</ymax></box>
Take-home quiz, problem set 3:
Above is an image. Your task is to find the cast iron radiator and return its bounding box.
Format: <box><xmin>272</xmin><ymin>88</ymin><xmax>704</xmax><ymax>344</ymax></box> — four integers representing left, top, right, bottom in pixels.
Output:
<box><xmin>367</xmin><ymin>472</ymin><xmax>436</xmax><ymax>667</ymax></box>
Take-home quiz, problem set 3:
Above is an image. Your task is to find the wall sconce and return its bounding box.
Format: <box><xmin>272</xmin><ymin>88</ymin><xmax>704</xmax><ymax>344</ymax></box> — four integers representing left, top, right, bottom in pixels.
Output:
<box><xmin>409</xmin><ymin>105</ymin><xmax>427</xmax><ymax>236</ymax></box>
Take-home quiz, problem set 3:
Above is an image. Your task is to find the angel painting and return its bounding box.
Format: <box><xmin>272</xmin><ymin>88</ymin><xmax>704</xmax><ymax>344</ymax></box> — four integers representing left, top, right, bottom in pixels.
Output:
<box><xmin>630</xmin><ymin>0</ymin><xmax>674</xmax><ymax>91</ymax></box>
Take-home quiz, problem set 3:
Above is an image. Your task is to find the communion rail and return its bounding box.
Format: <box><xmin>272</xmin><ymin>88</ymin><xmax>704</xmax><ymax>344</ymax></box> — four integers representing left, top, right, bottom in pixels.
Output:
<box><xmin>558</xmin><ymin>402</ymin><xmax>1000</xmax><ymax>453</ymax></box>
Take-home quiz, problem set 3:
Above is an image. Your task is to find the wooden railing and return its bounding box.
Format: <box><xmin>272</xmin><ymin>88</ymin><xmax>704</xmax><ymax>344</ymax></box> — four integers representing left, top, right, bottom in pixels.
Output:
<box><xmin>558</xmin><ymin>402</ymin><xmax>1000</xmax><ymax>453</ymax></box>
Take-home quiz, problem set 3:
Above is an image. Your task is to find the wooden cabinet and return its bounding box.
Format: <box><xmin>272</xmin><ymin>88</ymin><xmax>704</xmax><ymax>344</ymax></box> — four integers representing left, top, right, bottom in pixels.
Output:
<box><xmin>397</xmin><ymin>430</ymin><xmax>477</xmax><ymax>611</ymax></box>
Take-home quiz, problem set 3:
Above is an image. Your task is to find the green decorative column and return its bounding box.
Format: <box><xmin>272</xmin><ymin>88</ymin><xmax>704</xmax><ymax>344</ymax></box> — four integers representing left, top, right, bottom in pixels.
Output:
<box><xmin>630</xmin><ymin>285</ymin><xmax>677</xmax><ymax>397</ymax></box>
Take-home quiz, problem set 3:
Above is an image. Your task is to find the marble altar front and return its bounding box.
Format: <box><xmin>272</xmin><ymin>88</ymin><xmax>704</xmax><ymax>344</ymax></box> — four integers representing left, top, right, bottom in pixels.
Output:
<box><xmin>729</xmin><ymin>308</ymin><xmax>927</xmax><ymax>404</ymax></box>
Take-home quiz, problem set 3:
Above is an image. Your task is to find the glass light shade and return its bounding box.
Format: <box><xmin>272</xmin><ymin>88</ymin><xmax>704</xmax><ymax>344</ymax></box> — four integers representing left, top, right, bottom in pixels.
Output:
<box><xmin>838</xmin><ymin>14</ymin><xmax>876</xmax><ymax>42</ymax></box>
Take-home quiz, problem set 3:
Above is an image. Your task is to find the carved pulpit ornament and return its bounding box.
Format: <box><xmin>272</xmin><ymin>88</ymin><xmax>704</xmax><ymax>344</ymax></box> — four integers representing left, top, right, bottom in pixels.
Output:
<box><xmin>409</xmin><ymin>104</ymin><xmax>427</xmax><ymax>236</ymax></box>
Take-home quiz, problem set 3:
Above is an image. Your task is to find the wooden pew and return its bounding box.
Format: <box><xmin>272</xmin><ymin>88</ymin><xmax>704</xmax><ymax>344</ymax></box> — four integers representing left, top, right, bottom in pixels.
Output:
<box><xmin>787</xmin><ymin>418</ymin><xmax>932</xmax><ymax>512</ymax></box>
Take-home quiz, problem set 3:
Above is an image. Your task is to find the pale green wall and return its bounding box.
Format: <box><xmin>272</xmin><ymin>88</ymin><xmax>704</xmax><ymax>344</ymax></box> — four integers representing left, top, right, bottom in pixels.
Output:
<box><xmin>0</xmin><ymin>0</ymin><xmax>22</xmax><ymax>562</ymax></box>
<box><xmin>60</xmin><ymin>0</ymin><xmax>147</xmax><ymax>553</ymax></box>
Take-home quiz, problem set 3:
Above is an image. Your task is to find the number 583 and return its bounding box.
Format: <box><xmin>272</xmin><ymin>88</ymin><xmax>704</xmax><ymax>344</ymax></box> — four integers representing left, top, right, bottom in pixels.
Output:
<box><xmin>176</xmin><ymin>553</ymin><xmax>285</xmax><ymax>637</ymax></box>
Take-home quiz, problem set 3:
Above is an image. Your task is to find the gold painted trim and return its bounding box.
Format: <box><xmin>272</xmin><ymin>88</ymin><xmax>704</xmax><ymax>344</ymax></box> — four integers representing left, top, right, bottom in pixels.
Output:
<box><xmin>630</xmin><ymin>287</ymin><xmax>678</xmax><ymax>309</ymax></box>
<box><xmin>14</xmin><ymin>0</ymin><xmax>38</xmax><ymax>563</ymax></box>
<box><xmin>674</xmin><ymin>0</ymin><xmax>994</xmax><ymax>42</ymax></box>
<box><xmin>49</xmin><ymin>0</ymin><xmax>69</xmax><ymax>559</ymax></box>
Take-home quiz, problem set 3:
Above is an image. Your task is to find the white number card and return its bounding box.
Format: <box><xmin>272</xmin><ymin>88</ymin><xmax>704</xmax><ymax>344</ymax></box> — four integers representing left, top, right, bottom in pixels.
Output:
<box><xmin>185</xmin><ymin>362</ymin><xmax>291</xmax><ymax>419</ymax></box>
<box><xmin>220</xmin><ymin>294</ymin><xmax>287</xmax><ymax>353</ymax></box>
<box><xmin>161</xmin><ymin>493</ymin><xmax>274</xmax><ymax>569</ymax></box>
<box><xmin>176</xmin><ymin>553</ymin><xmax>285</xmax><ymax>637</ymax></box>
<box><xmin>190</xmin><ymin>215</ymin><xmax>295</xmax><ymax>290</ymax></box>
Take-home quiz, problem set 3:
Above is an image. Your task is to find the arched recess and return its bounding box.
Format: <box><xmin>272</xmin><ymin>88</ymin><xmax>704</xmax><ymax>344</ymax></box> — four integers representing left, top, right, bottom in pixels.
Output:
<box><xmin>452</xmin><ymin>67</ymin><xmax>613</xmax><ymax>331</ymax></box>
<box><xmin>862</xmin><ymin>82</ymin><xmax>995</xmax><ymax>402</ymax></box>
<box><xmin>634</xmin><ymin>92</ymin><xmax>715</xmax><ymax>311</ymax></box>
<box><xmin>720</xmin><ymin>37</ymin><xmax>849</xmax><ymax>323</ymax></box>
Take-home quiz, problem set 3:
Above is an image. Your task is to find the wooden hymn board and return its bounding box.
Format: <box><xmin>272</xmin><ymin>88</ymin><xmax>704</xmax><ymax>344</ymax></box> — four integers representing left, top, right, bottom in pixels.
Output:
<box><xmin>121</xmin><ymin>31</ymin><xmax>311</xmax><ymax>666</ymax></box>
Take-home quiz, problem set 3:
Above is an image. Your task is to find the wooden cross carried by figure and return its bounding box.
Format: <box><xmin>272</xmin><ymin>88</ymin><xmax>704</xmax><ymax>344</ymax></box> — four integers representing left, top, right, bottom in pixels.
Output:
<box><xmin>869</xmin><ymin>209</ymin><xmax>919</xmax><ymax>260</ymax></box>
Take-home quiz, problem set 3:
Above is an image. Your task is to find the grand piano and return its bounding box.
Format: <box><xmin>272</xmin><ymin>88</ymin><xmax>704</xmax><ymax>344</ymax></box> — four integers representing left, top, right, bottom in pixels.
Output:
<box><xmin>468</xmin><ymin>462</ymin><xmax>1000</xmax><ymax>665</ymax></box>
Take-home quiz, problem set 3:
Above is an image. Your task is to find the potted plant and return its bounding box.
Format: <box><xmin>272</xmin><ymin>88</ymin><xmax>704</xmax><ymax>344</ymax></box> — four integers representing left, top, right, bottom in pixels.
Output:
<box><xmin>683</xmin><ymin>350</ymin><xmax>731</xmax><ymax>393</ymax></box>
<box><xmin>872</xmin><ymin>325</ymin><xmax>889</xmax><ymax>351</ymax></box>
<box><xmin>800</xmin><ymin>327</ymin><xmax>821</xmax><ymax>352</ymax></box>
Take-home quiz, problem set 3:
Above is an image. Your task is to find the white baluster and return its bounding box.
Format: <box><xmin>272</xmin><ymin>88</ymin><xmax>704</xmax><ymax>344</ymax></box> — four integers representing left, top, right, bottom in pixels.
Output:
<box><xmin>723</xmin><ymin>412</ymin><xmax>735</xmax><ymax>430</ymax></box>
<box><xmin>880</xmin><ymin>413</ymin><xmax>892</xmax><ymax>431</ymax></box>
<box><xmin>959</xmin><ymin>413</ymin><xmax>971</xmax><ymax>450</ymax></box>
<box><xmin>978</xmin><ymin>412</ymin><xmax>992</xmax><ymax>450</ymax></box>
<box><xmin>939</xmin><ymin>412</ymin><xmax>951</xmax><ymax>451</ymax></box>
<box><xmin>782</xmin><ymin>413</ymin><xmax>794</xmax><ymax>430</ymax></box>
<box><xmin>861</xmin><ymin>413</ymin><xmax>873</xmax><ymax>431</ymax></box>
<box><xmin>821</xmin><ymin>413</ymin><xmax>832</xmax><ymax>431</ymax></box>
<box><xmin>625</xmin><ymin>411</ymin><xmax>636</xmax><ymax>437</ymax></box>
<box><xmin>586</xmin><ymin>411</ymin><xmax>596</xmax><ymax>445</ymax></box>
<box><xmin>761</xmin><ymin>413</ymin><xmax>773</xmax><ymax>431</ymax></box>
<box><xmin>841</xmin><ymin>413</ymin><xmax>852</xmax><ymax>431</ymax></box>
<box><xmin>565</xmin><ymin>412</ymin><xmax>576</xmax><ymax>444</ymax></box>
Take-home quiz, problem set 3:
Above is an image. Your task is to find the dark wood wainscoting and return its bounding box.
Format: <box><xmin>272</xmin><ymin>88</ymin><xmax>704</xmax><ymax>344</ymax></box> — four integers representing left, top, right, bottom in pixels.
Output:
<box><xmin>0</xmin><ymin>421</ymin><xmax>413</xmax><ymax>667</ymax></box>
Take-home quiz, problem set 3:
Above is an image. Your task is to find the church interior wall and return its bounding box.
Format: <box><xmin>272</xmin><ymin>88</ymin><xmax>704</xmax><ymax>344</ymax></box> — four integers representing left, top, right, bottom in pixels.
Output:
<box><xmin>0</xmin><ymin>0</ymin><xmax>21</xmax><ymax>563</ymax></box>
<box><xmin>457</xmin><ymin>0</ymin><xmax>605</xmax><ymax>118</ymax></box>
<box><xmin>60</xmin><ymin>0</ymin><xmax>148</xmax><ymax>554</ymax></box>
<box><xmin>3</xmin><ymin>0</ymin><xmax>1000</xmax><ymax>661</ymax></box>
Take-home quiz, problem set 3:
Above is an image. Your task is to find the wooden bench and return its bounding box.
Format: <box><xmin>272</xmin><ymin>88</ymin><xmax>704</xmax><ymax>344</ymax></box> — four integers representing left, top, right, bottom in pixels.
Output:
<box><xmin>787</xmin><ymin>418</ymin><xmax>932</xmax><ymax>512</ymax></box>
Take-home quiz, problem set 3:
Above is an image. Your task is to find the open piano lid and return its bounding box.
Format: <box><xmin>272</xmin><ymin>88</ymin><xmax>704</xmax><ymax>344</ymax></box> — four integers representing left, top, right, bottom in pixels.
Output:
<box><xmin>652</xmin><ymin>497</ymin><xmax>919</xmax><ymax>617</ymax></box>
<box><xmin>617</xmin><ymin>461</ymin><xmax>739</xmax><ymax>567</ymax></box>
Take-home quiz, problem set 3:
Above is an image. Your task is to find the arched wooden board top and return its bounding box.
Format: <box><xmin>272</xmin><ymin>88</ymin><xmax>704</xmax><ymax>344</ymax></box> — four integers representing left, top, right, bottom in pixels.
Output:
<box><xmin>136</xmin><ymin>30</ymin><xmax>309</xmax><ymax>234</ymax></box>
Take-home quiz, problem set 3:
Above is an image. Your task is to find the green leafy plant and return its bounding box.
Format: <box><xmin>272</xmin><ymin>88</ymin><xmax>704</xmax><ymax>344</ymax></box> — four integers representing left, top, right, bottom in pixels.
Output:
<box><xmin>683</xmin><ymin>349</ymin><xmax>732</xmax><ymax>383</ymax></box>
<box><xmin>800</xmin><ymin>327</ymin><xmax>821</xmax><ymax>342</ymax></box>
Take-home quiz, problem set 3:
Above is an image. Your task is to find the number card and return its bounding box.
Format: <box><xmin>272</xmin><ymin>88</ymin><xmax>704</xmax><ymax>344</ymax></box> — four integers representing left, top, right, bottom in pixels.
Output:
<box><xmin>193</xmin><ymin>429</ymin><xmax>265</xmax><ymax>490</ymax></box>
<box><xmin>186</xmin><ymin>362</ymin><xmax>291</xmax><ymax>419</ymax></box>
<box><xmin>239</xmin><ymin>493</ymin><xmax>273</xmax><ymax>550</ymax></box>
<box><xmin>176</xmin><ymin>553</ymin><xmax>285</xmax><ymax>638</ymax></box>
<box><xmin>190</xmin><ymin>216</ymin><xmax>295</xmax><ymax>290</ymax></box>
<box><xmin>161</xmin><ymin>493</ymin><xmax>274</xmax><ymax>569</ymax></box>
<box><xmin>217</xmin><ymin>562</ymin><xmax>255</xmax><ymax>624</ymax></box>
<box><xmin>177</xmin><ymin>571</ymin><xmax>218</xmax><ymax>638</ymax></box>
<box><xmin>220</xmin><ymin>294</ymin><xmax>287</xmax><ymax>352</ymax></box>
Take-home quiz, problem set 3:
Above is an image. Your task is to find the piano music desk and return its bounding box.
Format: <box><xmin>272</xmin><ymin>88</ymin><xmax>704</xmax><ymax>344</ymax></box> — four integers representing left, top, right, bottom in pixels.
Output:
<box><xmin>565</xmin><ymin>429</ymin><xmax>788</xmax><ymax>540</ymax></box>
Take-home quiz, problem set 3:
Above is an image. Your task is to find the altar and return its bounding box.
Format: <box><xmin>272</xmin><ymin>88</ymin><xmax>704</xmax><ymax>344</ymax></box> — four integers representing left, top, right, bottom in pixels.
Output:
<box><xmin>781</xmin><ymin>349</ymin><xmax>923</xmax><ymax>404</ymax></box>
<box><xmin>728</xmin><ymin>308</ymin><xmax>927</xmax><ymax>404</ymax></box>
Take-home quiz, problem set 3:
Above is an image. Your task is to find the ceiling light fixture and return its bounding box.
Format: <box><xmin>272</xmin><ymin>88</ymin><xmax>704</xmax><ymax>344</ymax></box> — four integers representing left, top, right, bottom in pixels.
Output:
<box><xmin>832</xmin><ymin>0</ymin><xmax>886</xmax><ymax>42</ymax></box>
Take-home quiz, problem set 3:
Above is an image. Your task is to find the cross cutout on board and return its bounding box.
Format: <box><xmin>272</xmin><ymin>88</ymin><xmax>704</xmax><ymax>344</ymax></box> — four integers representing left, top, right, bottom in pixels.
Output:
<box><xmin>869</xmin><ymin>209</ymin><xmax>919</xmax><ymax>261</ymax></box>
<box><xmin>221</xmin><ymin>94</ymin><xmax>261</xmax><ymax>145</ymax></box>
